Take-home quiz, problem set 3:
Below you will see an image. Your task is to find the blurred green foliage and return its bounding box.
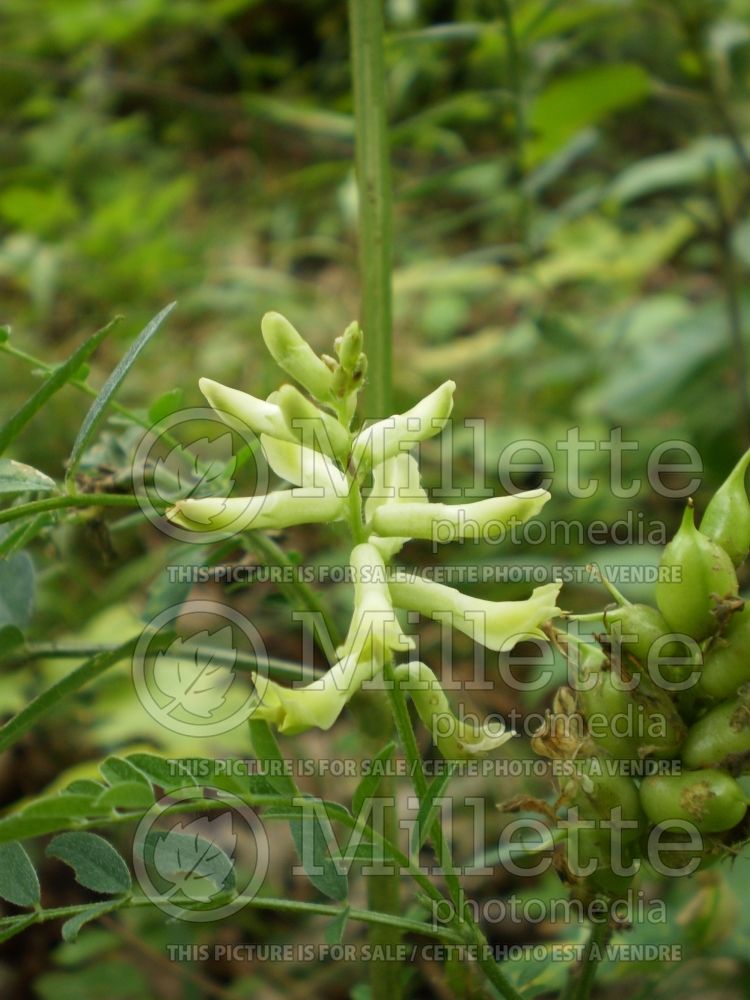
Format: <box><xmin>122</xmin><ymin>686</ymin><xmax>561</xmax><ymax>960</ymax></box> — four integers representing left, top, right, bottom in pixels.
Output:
<box><xmin>2</xmin><ymin>0</ymin><xmax>749</xmax><ymax>513</ymax></box>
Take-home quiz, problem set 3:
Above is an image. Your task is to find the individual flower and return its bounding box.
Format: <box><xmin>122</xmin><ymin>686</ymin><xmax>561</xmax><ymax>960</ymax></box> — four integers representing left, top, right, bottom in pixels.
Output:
<box><xmin>393</xmin><ymin>661</ymin><xmax>515</xmax><ymax>759</ymax></box>
<box><xmin>336</xmin><ymin>543</ymin><xmax>414</xmax><ymax>662</ymax></box>
<box><xmin>350</xmin><ymin>380</ymin><xmax>455</xmax><ymax>472</ymax></box>
<box><xmin>260</xmin><ymin>434</ymin><xmax>348</xmax><ymax>496</ymax></box>
<box><xmin>388</xmin><ymin>574</ymin><xmax>562</xmax><ymax>652</ymax></box>
<box><xmin>249</xmin><ymin>652</ymin><xmax>378</xmax><ymax>735</ymax></box>
<box><xmin>274</xmin><ymin>383</ymin><xmax>351</xmax><ymax>460</ymax></box>
<box><xmin>371</xmin><ymin>488</ymin><xmax>550</xmax><ymax>543</ymax></box>
<box><xmin>198</xmin><ymin>377</ymin><xmax>294</xmax><ymax>442</ymax></box>
<box><xmin>167</xmin><ymin>487</ymin><xmax>347</xmax><ymax>532</ymax></box>
<box><xmin>249</xmin><ymin>543</ymin><xmax>412</xmax><ymax>733</ymax></box>
<box><xmin>261</xmin><ymin>311</ymin><xmax>336</xmax><ymax>403</ymax></box>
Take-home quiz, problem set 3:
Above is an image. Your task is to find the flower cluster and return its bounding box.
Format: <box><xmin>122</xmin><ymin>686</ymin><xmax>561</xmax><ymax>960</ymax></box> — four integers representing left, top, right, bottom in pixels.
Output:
<box><xmin>167</xmin><ymin>313</ymin><xmax>562</xmax><ymax>758</ymax></box>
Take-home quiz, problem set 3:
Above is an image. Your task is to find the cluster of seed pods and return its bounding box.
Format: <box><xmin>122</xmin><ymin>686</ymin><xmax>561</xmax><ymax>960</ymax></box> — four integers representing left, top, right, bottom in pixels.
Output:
<box><xmin>534</xmin><ymin>451</ymin><xmax>750</xmax><ymax>900</ymax></box>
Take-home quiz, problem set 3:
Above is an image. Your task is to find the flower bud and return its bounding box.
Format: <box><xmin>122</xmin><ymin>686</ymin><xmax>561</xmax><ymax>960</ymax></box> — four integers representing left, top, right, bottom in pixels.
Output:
<box><xmin>371</xmin><ymin>489</ymin><xmax>550</xmax><ymax>544</ymax></box>
<box><xmin>335</xmin><ymin>321</ymin><xmax>364</xmax><ymax>374</ymax></box>
<box><xmin>351</xmin><ymin>381</ymin><xmax>455</xmax><ymax>471</ymax></box>
<box><xmin>259</xmin><ymin>434</ymin><xmax>348</xmax><ymax>496</ymax></box>
<box><xmin>392</xmin><ymin>661</ymin><xmax>514</xmax><ymax>759</ymax></box>
<box><xmin>681</xmin><ymin>690</ymin><xmax>750</xmax><ymax>770</ymax></box>
<box><xmin>639</xmin><ymin>769</ymin><xmax>748</xmax><ymax>833</ymax></box>
<box><xmin>166</xmin><ymin>487</ymin><xmax>347</xmax><ymax>533</ymax></box>
<box><xmin>388</xmin><ymin>574</ymin><xmax>561</xmax><ymax>652</ymax></box>
<box><xmin>276</xmin><ymin>384</ymin><xmax>350</xmax><ymax>460</ymax></box>
<box><xmin>700</xmin><ymin>446</ymin><xmax>750</xmax><ymax>566</ymax></box>
<box><xmin>697</xmin><ymin>604</ymin><xmax>750</xmax><ymax>700</ymax></box>
<box><xmin>199</xmin><ymin>378</ymin><xmax>293</xmax><ymax>442</ymax></box>
<box><xmin>261</xmin><ymin>312</ymin><xmax>335</xmax><ymax>402</ymax></box>
<box><xmin>656</xmin><ymin>503</ymin><xmax>738</xmax><ymax>640</ymax></box>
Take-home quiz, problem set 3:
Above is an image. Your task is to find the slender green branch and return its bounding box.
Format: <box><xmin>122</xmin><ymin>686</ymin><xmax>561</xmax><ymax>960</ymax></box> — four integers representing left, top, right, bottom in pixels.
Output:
<box><xmin>2</xmin><ymin>641</ymin><xmax>318</xmax><ymax>684</ymax></box>
<box><xmin>348</xmin><ymin>0</ymin><xmax>393</xmax><ymax>419</ymax></box>
<box><xmin>562</xmin><ymin>919</ymin><xmax>611</xmax><ymax>1000</ymax></box>
<box><xmin>0</xmin><ymin>636</ymin><xmax>140</xmax><ymax>754</ymax></box>
<box><xmin>0</xmin><ymin>340</ymin><xmax>185</xmax><ymax>453</ymax></box>
<box><xmin>0</xmin><ymin>492</ymin><xmax>158</xmax><ymax>526</ymax></box>
<box><xmin>0</xmin><ymin>893</ymin><xmax>464</xmax><ymax>945</ymax></box>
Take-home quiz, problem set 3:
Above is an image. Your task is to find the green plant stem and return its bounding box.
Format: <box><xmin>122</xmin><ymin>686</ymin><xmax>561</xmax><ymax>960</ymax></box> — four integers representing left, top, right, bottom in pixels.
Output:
<box><xmin>0</xmin><ymin>636</ymin><xmax>140</xmax><ymax>754</ymax></box>
<box><xmin>347</xmin><ymin>474</ymin><xmax>367</xmax><ymax>544</ymax></box>
<box><xmin>348</xmin><ymin>0</ymin><xmax>393</xmax><ymax>419</ymax></box>
<box><xmin>0</xmin><ymin>492</ymin><xmax>157</xmax><ymax>526</ymax></box>
<box><xmin>562</xmin><ymin>919</ymin><xmax>611</xmax><ymax>1000</ymax></box>
<box><xmin>0</xmin><ymin>893</ymin><xmax>464</xmax><ymax>945</ymax></box>
<box><xmin>348</xmin><ymin>2</ymin><xmax>397</xmax><ymax>992</ymax></box>
<box><xmin>0</xmin><ymin>340</ymin><xmax>182</xmax><ymax>454</ymax></box>
<box><xmin>385</xmin><ymin>662</ymin><xmax>524</xmax><ymax>1000</ymax></box>
<box><xmin>3</xmin><ymin>641</ymin><xmax>316</xmax><ymax>683</ymax></box>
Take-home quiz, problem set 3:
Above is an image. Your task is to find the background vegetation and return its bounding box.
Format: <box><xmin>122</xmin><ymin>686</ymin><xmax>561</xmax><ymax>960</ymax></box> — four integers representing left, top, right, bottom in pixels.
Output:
<box><xmin>1</xmin><ymin>0</ymin><xmax>750</xmax><ymax>997</ymax></box>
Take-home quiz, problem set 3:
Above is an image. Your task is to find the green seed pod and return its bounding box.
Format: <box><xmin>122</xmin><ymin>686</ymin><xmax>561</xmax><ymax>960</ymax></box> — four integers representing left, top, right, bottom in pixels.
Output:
<box><xmin>700</xmin><ymin>447</ymin><xmax>750</xmax><ymax>567</ymax></box>
<box><xmin>276</xmin><ymin>384</ymin><xmax>350</xmax><ymax>461</ymax></box>
<box><xmin>559</xmin><ymin>757</ymin><xmax>643</xmax><ymax>898</ymax></box>
<box><xmin>697</xmin><ymin>604</ymin><xmax>750</xmax><ymax>700</ymax></box>
<box><xmin>261</xmin><ymin>312</ymin><xmax>335</xmax><ymax>402</ymax></box>
<box><xmin>656</xmin><ymin>504</ymin><xmax>738</xmax><ymax>640</ymax></box>
<box><xmin>639</xmin><ymin>769</ymin><xmax>748</xmax><ymax>834</ymax></box>
<box><xmin>560</xmin><ymin>757</ymin><xmax>644</xmax><ymax>840</ymax></box>
<box><xmin>641</xmin><ymin>825</ymin><xmax>721</xmax><ymax>876</ymax></box>
<box><xmin>578</xmin><ymin>658</ymin><xmax>686</xmax><ymax>760</ymax></box>
<box><xmin>681</xmin><ymin>691</ymin><xmax>750</xmax><ymax>771</ymax></box>
<box><xmin>604</xmin><ymin>603</ymin><xmax>684</xmax><ymax>666</ymax></box>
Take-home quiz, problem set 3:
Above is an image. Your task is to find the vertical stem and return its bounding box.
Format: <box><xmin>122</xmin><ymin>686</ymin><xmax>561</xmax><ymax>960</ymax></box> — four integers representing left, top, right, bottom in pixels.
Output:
<box><xmin>347</xmin><ymin>5</ymin><xmax>398</xmax><ymax>998</ymax></box>
<box><xmin>561</xmin><ymin>919</ymin><xmax>611</xmax><ymax>1000</ymax></box>
<box><xmin>348</xmin><ymin>0</ymin><xmax>393</xmax><ymax>419</ymax></box>
<box><xmin>499</xmin><ymin>0</ymin><xmax>530</xmax><ymax>248</ymax></box>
